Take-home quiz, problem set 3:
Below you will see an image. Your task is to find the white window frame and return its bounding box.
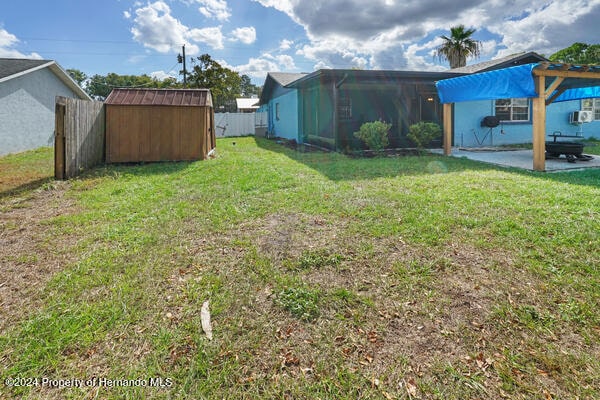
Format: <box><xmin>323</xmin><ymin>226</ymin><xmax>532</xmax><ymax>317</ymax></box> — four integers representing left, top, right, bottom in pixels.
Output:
<box><xmin>275</xmin><ymin>102</ymin><xmax>280</xmax><ymax>121</ymax></box>
<box><xmin>495</xmin><ymin>98</ymin><xmax>530</xmax><ymax>122</ymax></box>
<box><xmin>582</xmin><ymin>98</ymin><xmax>600</xmax><ymax>121</ymax></box>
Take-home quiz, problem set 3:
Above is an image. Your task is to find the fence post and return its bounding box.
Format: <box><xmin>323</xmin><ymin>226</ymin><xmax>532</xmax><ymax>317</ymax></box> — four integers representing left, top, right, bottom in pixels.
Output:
<box><xmin>54</xmin><ymin>97</ymin><xmax>67</xmax><ymax>180</ymax></box>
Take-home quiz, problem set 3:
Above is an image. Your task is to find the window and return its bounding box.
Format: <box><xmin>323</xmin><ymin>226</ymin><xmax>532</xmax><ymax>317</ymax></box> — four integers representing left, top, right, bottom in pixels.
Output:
<box><xmin>495</xmin><ymin>98</ymin><xmax>530</xmax><ymax>122</ymax></box>
<box><xmin>275</xmin><ymin>103</ymin><xmax>280</xmax><ymax>121</ymax></box>
<box><xmin>338</xmin><ymin>95</ymin><xmax>352</xmax><ymax>120</ymax></box>
<box><xmin>582</xmin><ymin>98</ymin><xmax>600</xmax><ymax>121</ymax></box>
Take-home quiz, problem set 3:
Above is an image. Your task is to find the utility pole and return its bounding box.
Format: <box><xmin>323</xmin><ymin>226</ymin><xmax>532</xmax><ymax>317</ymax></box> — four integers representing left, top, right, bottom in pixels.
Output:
<box><xmin>178</xmin><ymin>45</ymin><xmax>187</xmax><ymax>88</ymax></box>
<box><xmin>182</xmin><ymin>44</ymin><xmax>187</xmax><ymax>88</ymax></box>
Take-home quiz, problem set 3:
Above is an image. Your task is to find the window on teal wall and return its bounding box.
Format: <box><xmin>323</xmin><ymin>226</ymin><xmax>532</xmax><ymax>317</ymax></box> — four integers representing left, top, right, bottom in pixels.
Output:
<box><xmin>582</xmin><ymin>98</ymin><xmax>600</xmax><ymax>121</ymax></box>
<box><xmin>338</xmin><ymin>95</ymin><xmax>352</xmax><ymax>120</ymax></box>
<box><xmin>276</xmin><ymin>103</ymin><xmax>280</xmax><ymax>120</ymax></box>
<box><xmin>495</xmin><ymin>98</ymin><xmax>530</xmax><ymax>122</ymax></box>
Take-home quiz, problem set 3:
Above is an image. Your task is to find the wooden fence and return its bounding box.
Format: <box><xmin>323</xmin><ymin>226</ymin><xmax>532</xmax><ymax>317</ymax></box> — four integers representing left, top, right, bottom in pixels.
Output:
<box><xmin>55</xmin><ymin>96</ymin><xmax>105</xmax><ymax>180</ymax></box>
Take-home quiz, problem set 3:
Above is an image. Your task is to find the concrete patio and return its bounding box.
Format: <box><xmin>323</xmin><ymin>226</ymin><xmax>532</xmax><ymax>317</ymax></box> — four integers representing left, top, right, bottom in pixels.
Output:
<box><xmin>431</xmin><ymin>147</ymin><xmax>600</xmax><ymax>172</ymax></box>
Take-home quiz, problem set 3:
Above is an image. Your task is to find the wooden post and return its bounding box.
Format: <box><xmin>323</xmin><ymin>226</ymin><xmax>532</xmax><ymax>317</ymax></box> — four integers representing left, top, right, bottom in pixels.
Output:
<box><xmin>443</xmin><ymin>103</ymin><xmax>452</xmax><ymax>155</ymax></box>
<box><xmin>54</xmin><ymin>97</ymin><xmax>66</xmax><ymax>180</ymax></box>
<box><xmin>532</xmin><ymin>75</ymin><xmax>546</xmax><ymax>171</ymax></box>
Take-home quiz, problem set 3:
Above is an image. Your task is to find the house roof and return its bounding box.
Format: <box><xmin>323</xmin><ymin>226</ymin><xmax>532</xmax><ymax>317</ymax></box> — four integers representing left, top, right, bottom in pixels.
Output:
<box><xmin>449</xmin><ymin>52</ymin><xmax>548</xmax><ymax>74</ymax></box>
<box><xmin>259</xmin><ymin>72</ymin><xmax>308</xmax><ymax>105</ymax></box>
<box><xmin>236</xmin><ymin>98</ymin><xmax>259</xmax><ymax>110</ymax></box>
<box><xmin>0</xmin><ymin>58</ymin><xmax>91</xmax><ymax>100</ymax></box>
<box><xmin>0</xmin><ymin>58</ymin><xmax>50</xmax><ymax>80</ymax></box>
<box><xmin>286</xmin><ymin>69</ymin><xmax>464</xmax><ymax>89</ymax></box>
<box><xmin>105</xmin><ymin>88</ymin><xmax>213</xmax><ymax>107</ymax></box>
<box><xmin>269</xmin><ymin>72</ymin><xmax>308</xmax><ymax>87</ymax></box>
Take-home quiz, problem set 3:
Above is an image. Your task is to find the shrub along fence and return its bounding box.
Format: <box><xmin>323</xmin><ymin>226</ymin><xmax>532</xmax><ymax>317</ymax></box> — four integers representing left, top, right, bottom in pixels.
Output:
<box><xmin>54</xmin><ymin>96</ymin><xmax>105</xmax><ymax>180</ymax></box>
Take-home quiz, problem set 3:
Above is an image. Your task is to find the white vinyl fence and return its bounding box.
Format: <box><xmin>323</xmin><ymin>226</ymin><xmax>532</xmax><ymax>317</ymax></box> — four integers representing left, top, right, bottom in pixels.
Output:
<box><xmin>215</xmin><ymin>112</ymin><xmax>267</xmax><ymax>137</ymax></box>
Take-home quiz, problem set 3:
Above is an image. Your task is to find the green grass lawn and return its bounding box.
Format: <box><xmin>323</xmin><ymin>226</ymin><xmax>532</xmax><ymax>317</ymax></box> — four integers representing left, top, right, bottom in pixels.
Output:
<box><xmin>0</xmin><ymin>147</ymin><xmax>54</xmax><ymax>198</ymax></box>
<box><xmin>1</xmin><ymin>137</ymin><xmax>599</xmax><ymax>399</ymax></box>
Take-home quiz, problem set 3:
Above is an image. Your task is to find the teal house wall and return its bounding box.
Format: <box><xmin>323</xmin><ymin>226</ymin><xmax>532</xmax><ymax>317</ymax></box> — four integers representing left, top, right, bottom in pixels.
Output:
<box><xmin>454</xmin><ymin>99</ymin><xmax>599</xmax><ymax>148</ymax></box>
<box><xmin>258</xmin><ymin>72</ymin><xmax>307</xmax><ymax>142</ymax></box>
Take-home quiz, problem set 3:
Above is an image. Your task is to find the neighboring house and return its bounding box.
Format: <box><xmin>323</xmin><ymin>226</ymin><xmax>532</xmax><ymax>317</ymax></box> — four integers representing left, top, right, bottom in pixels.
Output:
<box><xmin>236</xmin><ymin>98</ymin><xmax>259</xmax><ymax>113</ymax></box>
<box><xmin>450</xmin><ymin>52</ymin><xmax>600</xmax><ymax>147</ymax></box>
<box><xmin>258</xmin><ymin>72</ymin><xmax>307</xmax><ymax>141</ymax></box>
<box><xmin>0</xmin><ymin>58</ymin><xmax>90</xmax><ymax>156</ymax></box>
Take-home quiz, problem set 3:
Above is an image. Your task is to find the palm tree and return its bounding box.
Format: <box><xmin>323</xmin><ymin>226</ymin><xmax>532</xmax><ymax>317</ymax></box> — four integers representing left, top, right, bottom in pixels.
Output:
<box><xmin>436</xmin><ymin>25</ymin><xmax>482</xmax><ymax>69</ymax></box>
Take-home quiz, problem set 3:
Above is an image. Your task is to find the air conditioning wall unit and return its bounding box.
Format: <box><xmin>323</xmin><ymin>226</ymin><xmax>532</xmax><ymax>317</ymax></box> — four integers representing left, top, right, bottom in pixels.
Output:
<box><xmin>570</xmin><ymin>110</ymin><xmax>593</xmax><ymax>124</ymax></box>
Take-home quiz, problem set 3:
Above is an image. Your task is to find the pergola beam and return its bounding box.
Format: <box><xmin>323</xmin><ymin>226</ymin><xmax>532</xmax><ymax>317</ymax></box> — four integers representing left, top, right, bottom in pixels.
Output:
<box><xmin>533</xmin><ymin>68</ymin><xmax>599</xmax><ymax>79</ymax></box>
<box><xmin>545</xmin><ymin>77</ymin><xmax>564</xmax><ymax>99</ymax></box>
<box><xmin>443</xmin><ymin>103</ymin><xmax>452</xmax><ymax>155</ymax></box>
<box><xmin>532</xmin><ymin>74</ymin><xmax>546</xmax><ymax>171</ymax></box>
<box><xmin>546</xmin><ymin>87</ymin><xmax>568</xmax><ymax>106</ymax></box>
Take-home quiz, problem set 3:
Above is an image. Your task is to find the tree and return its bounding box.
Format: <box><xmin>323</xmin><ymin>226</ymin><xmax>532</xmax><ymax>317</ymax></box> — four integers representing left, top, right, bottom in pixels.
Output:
<box><xmin>549</xmin><ymin>42</ymin><xmax>600</xmax><ymax>65</ymax></box>
<box><xmin>67</xmin><ymin>69</ymin><xmax>87</xmax><ymax>87</ymax></box>
<box><xmin>187</xmin><ymin>54</ymin><xmax>243</xmax><ymax>112</ymax></box>
<box><xmin>436</xmin><ymin>25</ymin><xmax>482</xmax><ymax>69</ymax></box>
<box><xmin>85</xmin><ymin>73</ymin><xmax>179</xmax><ymax>100</ymax></box>
<box><xmin>240</xmin><ymin>74</ymin><xmax>261</xmax><ymax>98</ymax></box>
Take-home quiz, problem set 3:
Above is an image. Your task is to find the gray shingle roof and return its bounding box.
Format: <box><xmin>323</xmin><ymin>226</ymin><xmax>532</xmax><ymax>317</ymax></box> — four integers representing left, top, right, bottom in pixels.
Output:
<box><xmin>268</xmin><ymin>72</ymin><xmax>308</xmax><ymax>87</ymax></box>
<box><xmin>0</xmin><ymin>58</ymin><xmax>51</xmax><ymax>80</ymax></box>
<box><xmin>449</xmin><ymin>52</ymin><xmax>548</xmax><ymax>73</ymax></box>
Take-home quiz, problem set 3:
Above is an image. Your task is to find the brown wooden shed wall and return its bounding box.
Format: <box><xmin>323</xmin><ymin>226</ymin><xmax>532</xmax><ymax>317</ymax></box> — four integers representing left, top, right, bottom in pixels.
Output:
<box><xmin>106</xmin><ymin>105</ymin><xmax>214</xmax><ymax>163</ymax></box>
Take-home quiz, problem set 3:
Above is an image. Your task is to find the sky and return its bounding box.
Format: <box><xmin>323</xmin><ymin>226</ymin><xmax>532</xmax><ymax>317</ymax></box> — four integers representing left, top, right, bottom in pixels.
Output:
<box><xmin>1</xmin><ymin>0</ymin><xmax>599</xmax><ymax>85</ymax></box>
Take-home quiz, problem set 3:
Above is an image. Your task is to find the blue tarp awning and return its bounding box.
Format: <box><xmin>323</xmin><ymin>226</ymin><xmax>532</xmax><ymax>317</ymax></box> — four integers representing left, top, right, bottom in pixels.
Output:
<box><xmin>436</xmin><ymin>62</ymin><xmax>600</xmax><ymax>104</ymax></box>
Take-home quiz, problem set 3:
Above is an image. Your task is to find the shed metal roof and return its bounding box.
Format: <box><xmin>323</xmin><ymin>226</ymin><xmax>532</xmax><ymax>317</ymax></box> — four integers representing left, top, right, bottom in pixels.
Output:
<box><xmin>105</xmin><ymin>88</ymin><xmax>213</xmax><ymax>107</ymax></box>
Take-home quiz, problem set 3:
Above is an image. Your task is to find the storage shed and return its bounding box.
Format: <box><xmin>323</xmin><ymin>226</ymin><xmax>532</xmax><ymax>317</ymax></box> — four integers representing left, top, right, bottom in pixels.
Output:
<box><xmin>105</xmin><ymin>88</ymin><xmax>215</xmax><ymax>163</ymax></box>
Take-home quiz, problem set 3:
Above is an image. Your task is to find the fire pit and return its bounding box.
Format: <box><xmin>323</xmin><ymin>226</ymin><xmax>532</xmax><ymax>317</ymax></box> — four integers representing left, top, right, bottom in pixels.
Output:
<box><xmin>545</xmin><ymin>141</ymin><xmax>593</xmax><ymax>163</ymax></box>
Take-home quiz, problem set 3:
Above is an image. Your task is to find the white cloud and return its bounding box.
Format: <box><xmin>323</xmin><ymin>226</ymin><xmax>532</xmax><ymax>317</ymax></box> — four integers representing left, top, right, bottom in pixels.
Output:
<box><xmin>226</xmin><ymin>53</ymin><xmax>298</xmax><ymax>79</ymax></box>
<box><xmin>194</xmin><ymin>0</ymin><xmax>231</xmax><ymax>21</ymax></box>
<box><xmin>0</xmin><ymin>29</ymin><xmax>42</xmax><ymax>59</ymax></box>
<box><xmin>275</xmin><ymin>54</ymin><xmax>296</xmax><ymax>69</ymax></box>
<box><xmin>150</xmin><ymin>70</ymin><xmax>177</xmax><ymax>80</ymax></box>
<box><xmin>189</xmin><ymin>26</ymin><xmax>225</xmax><ymax>49</ymax></box>
<box><xmin>279</xmin><ymin>39</ymin><xmax>293</xmax><ymax>50</ymax></box>
<box><xmin>131</xmin><ymin>1</ymin><xmax>195</xmax><ymax>53</ymax></box>
<box><xmin>230</xmin><ymin>27</ymin><xmax>257</xmax><ymax>45</ymax></box>
<box><xmin>488</xmin><ymin>0</ymin><xmax>600</xmax><ymax>57</ymax></box>
<box><xmin>0</xmin><ymin>29</ymin><xmax>18</xmax><ymax>48</ymax></box>
<box><xmin>130</xmin><ymin>1</ymin><xmax>229</xmax><ymax>54</ymax></box>
<box><xmin>255</xmin><ymin>0</ymin><xmax>600</xmax><ymax>71</ymax></box>
<box><xmin>123</xmin><ymin>10</ymin><xmax>131</xmax><ymax>19</ymax></box>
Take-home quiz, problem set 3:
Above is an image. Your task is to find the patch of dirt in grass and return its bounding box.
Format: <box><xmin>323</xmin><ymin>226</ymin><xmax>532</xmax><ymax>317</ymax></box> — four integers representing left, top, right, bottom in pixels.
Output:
<box><xmin>0</xmin><ymin>182</ymin><xmax>79</xmax><ymax>333</ymax></box>
<box><xmin>254</xmin><ymin>212</ymin><xmax>350</xmax><ymax>263</ymax></box>
<box><xmin>223</xmin><ymin>213</ymin><xmax>593</xmax><ymax>396</ymax></box>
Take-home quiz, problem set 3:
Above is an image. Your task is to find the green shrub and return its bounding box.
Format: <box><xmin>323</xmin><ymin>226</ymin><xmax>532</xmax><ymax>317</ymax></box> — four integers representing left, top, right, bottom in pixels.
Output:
<box><xmin>353</xmin><ymin>121</ymin><xmax>391</xmax><ymax>151</ymax></box>
<box><xmin>407</xmin><ymin>122</ymin><xmax>442</xmax><ymax>149</ymax></box>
